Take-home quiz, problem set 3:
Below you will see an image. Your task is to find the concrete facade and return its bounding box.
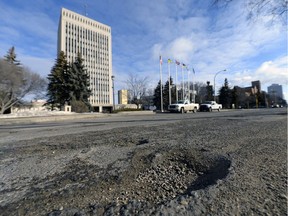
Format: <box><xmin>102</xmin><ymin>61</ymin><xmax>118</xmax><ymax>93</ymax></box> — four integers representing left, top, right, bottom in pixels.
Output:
<box><xmin>58</xmin><ymin>8</ymin><xmax>113</xmax><ymax>112</ymax></box>
<box><xmin>118</xmin><ymin>89</ymin><xmax>128</xmax><ymax>105</ymax></box>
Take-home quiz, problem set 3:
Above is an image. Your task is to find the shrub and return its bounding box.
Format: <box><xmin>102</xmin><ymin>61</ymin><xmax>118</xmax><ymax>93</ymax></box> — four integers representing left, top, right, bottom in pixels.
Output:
<box><xmin>70</xmin><ymin>100</ymin><xmax>89</xmax><ymax>113</ymax></box>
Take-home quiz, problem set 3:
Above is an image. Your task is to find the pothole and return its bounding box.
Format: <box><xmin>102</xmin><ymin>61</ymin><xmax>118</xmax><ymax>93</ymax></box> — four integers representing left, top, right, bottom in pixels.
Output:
<box><xmin>112</xmin><ymin>148</ymin><xmax>231</xmax><ymax>206</ymax></box>
<box><xmin>5</xmin><ymin>148</ymin><xmax>231</xmax><ymax>216</ymax></box>
<box><xmin>98</xmin><ymin>148</ymin><xmax>231</xmax><ymax>215</ymax></box>
<box><xmin>53</xmin><ymin>148</ymin><xmax>231</xmax><ymax>215</ymax></box>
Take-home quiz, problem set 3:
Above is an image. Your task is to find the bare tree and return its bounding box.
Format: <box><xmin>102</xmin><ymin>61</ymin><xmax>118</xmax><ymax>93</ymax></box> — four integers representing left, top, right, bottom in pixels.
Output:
<box><xmin>193</xmin><ymin>82</ymin><xmax>207</xmax><ymax>103</ymax></box>
<box><xmin>0</xmin><ymin>59</ymin><xmax>47</xmax><ymax>114</ymax></box>
<box><xmin>125</xmin><ymin>73</ymin><xmax>149</xmax><ymax>109</ymax></box>
<box><xmin>213</xmin><ymin>0</ymin><xmax>287</xmax><ymax>24</ymax></box>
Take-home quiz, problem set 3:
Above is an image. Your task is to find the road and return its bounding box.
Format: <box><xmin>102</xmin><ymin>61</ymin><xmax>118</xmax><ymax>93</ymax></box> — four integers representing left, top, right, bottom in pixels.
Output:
<box><xmin>0</xmin><ymin>108</ymin><xmax>287</xmax><ymax>215</ymax></box>
<box><xmin>0</xmin><ymin>108</ymin><xmax>285</xmax><ymax>145</ymax></box>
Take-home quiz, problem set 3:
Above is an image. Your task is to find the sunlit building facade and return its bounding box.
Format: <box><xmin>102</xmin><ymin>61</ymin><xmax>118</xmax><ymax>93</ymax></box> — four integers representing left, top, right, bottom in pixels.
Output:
<box><xmin>118</xmin><ymin>90</ymin><xmax>128</xmax><ymax>104</ymax></box>
<box><xmin>58</xmin><ymin>8</ymin><xmax>113</xmax><ymax>112</ymax></box>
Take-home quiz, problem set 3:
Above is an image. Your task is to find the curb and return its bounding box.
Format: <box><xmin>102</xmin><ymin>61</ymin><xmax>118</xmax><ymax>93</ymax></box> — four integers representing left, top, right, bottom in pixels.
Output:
<box><xmin>0</xmin><ymin>111</ymin><xmax>155</xmax><ymax>125</ymax></box>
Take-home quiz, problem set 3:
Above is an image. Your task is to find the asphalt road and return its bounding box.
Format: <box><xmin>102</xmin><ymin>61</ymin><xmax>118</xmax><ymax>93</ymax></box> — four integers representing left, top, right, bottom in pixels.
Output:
<box><xmin>0</xmin><ymin>107</ymin><xmax>286</xmax><ymax>215</ymax></box>
<box><xmin>0</xmin><ymin>108</ymin><xmax>285</xmax><ymax>145</ymax></box>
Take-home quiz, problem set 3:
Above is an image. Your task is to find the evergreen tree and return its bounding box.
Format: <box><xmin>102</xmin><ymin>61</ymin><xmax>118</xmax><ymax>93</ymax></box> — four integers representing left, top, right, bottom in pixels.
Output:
<box><xmin>171</xmin><ymin>85</ymin><xmax>177</xmax><ymax>103</ymax></box>
<box><xmin>219</xmin><ymin>78</ymin><xmax>233</xmax><ymax>108</ymax></box>
<box><xmin>163</xmin><ymin>79</ymin><xmax>170</xmax><ymax>110</ymax></box>
<box><xmin>170</xmin><ymin>78</ymin><xmax>176</xmax><ymax>104</ymax></box>
<box><xmin>68</xmin><ymin>53</ymin><xmax>92</xmax><ymax>111</ymax></box>
<box><xmin>153</xmin><ymin>80</ymin><xmax>162</xmax><ymax>110</ymax></box>
<box><xmin>163</xmin><ymin>76</ymin><xmax>176</xmax><ymax>109</ymax></box>
<box><xmin>4</xmin><ymin>46</ymin><xmax>21</xmax><ymax>65</ymax></box>
<box><xmin>46</xmin><ymin>51</ymin><xmax>70</xmax><ymax>110</ymax></box>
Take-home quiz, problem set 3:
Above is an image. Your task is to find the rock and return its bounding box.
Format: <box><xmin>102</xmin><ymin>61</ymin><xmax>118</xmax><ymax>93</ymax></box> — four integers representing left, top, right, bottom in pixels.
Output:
<box><xmin>279</xmin><ymin>194</ymin><xmax>287</xmax><ymax>200</ymax></box>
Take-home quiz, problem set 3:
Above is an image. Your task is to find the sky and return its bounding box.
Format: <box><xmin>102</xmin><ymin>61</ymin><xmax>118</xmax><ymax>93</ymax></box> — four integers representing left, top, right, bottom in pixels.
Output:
<box><xmin>0</xmin><ymin>0</ymin><xmax>287</xmax><ymax>100</ymax></box>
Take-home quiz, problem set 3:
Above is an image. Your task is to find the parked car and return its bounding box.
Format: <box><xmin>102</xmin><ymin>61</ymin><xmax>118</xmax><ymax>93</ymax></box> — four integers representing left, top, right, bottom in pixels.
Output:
<box><xmin>168</xmin><ymin>100</ymin><xmax>199</xmax><ymax>113</ymax></box>
<box><xmin>199</xmin><ymin>101</ymin><xmax>222</xmax><ymax>112</ymax></box>
<box><xmin>271</xmin><ymin>104</ymin><xmax>280</xmax><ymax>108</ymax></box>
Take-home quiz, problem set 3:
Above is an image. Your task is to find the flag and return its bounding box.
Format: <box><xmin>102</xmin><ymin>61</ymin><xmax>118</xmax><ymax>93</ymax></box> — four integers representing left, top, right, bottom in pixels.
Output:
<box><xmin>175</xmin><ymin>60</ymin><xmax>180</xmax><ymax>65</ymax></box>
<box><xmin>159</xmin><ymin>56</ymin><xmax>162</xmax><ymax>65</ymax></box>
<box><xmin>168</xmin><ymin>59</ymin><xmax>172</xmax><ymax>63</ymax></box>
<box><xmin>193</xmin><ymin>68</ymin><xmax>196</xmax><ymax>74</ymax></box>
<box><xmin>182</xmin><ymin>63</ymin><xmax>187</xmax><ymax>69</ymax></box>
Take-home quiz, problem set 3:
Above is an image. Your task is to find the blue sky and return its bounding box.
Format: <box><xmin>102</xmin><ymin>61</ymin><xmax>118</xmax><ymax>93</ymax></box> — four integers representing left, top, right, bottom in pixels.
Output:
<box><xmin>0</xmin><ymin>0</ymin><xmax>287</xmax><ymax>100</ymax></box>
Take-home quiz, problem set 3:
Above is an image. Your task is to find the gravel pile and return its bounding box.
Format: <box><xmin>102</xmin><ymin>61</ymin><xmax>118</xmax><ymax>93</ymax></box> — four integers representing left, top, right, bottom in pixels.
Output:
<box><xmin>133</xmin><ymin>155</ymin><xmax>198</xmax><ymax>203</ymax></box>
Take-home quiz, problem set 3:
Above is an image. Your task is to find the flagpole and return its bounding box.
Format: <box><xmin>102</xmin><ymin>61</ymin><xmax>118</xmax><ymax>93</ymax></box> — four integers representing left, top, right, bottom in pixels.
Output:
<box><xmin>175</xmin><ymin>62</ymin><xmax>178</xmax><ymax>102</ymax></box>
<box><xmin>168</xmin><ymin>60</ymin><xmax>171</xmax><ymax>105</ymax></box>
<box><xmin>182</xmin><ymin>65</ymin><xmax>184</xmax><ymax>100</ymax></box>
<box><xmin>159</xmin><ymin>56</ymin><xmax>163</xmax><ymax>112</ymax></box>
<box><xmin>188</xmin><ymin>70</ymin><xmax>190</xmax><ymax>102</ymax></box>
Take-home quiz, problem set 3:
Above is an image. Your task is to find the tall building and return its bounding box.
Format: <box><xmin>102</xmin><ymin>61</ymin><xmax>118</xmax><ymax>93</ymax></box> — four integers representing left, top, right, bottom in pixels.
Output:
<box><xmin>58</xmin><ymin>8</ymin><xmax>113</xmax><ymax>112</ymax></box>
<box><xmin>268</xmin><ymin>84</ymin><xmax>283</xmax><ymax>99</ymax></box>
<box><xmin>118</xmin><ymin>90</ymin><xmax>128</xmax><ymax>104</ymax></box>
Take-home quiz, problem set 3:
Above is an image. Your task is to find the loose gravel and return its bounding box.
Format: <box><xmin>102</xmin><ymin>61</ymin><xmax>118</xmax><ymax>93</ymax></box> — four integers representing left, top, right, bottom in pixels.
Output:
<box><xmin>0</xmin><ymin>109</ymin><xmax>287</xmax><ymax>215</ymax></box>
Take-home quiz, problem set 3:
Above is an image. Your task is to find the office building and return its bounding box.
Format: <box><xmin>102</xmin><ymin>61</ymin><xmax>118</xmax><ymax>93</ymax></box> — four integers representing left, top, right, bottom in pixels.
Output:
<box><xmin>118</xmin><ymin>90</ymin><xmax>128</xmax><ymax>104</ymax></box>
<box><xmin>268</xmin><ymin>84</ymin><xmax>283</xmax><ymax>99</ymax></box>
<box><xmin>58</xmin><ymin>8</ymin><xmax>113</xmax><ymax>112</ymax></box>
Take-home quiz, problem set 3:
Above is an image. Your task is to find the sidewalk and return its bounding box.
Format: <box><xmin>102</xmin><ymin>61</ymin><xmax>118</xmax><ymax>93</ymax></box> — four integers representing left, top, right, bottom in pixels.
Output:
<box><xmin>0</xmin><ymin>111</ymin><xmax>155</xmax><ymax>125</ymax></box>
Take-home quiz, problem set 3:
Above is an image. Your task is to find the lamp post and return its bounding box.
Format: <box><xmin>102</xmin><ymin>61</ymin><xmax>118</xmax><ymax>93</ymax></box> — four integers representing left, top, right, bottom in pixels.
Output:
<box><xmin>213</xmin><ymin>69</ymin><xmax>226</xmax><ymax>102</ymax></box>
<box><xmin>111</xmin><ymin>75</ymin><xmax>115</xmax><ymax>111</ymax></box>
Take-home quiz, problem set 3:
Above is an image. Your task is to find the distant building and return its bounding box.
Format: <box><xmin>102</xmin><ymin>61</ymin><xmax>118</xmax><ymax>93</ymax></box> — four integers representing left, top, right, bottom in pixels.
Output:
<box><xmin>118</xmin><ymin>90</ymin><xmax>128</xmax><ymax>104</ymax></box>
<box><xmin>252</xmin><ymin>80</ymin><xmax>261</xmax><ymax>92</ymax></box>
<box><xmin>58</xmin><ymin>8</ymin><xmax>113</xmax><ymax>112</ymax></box>
<box><xmin>234</xmin><ymin>80</ymin><xmax>263</xmax><ymax>108</ymax></box>
<box><xmin>267</xmin><ymin>84</ymin><xmax>283</xmax><ymax>99</ymax></box>
<box><xmin>12</xmin><ymin>100</ymin><xmax>48</xmax><ymax>113</ymax></box>
<box><xmin>234</xmin><ymin>80</ymin><xmax>262</xmax><ymax>96</ymax></box>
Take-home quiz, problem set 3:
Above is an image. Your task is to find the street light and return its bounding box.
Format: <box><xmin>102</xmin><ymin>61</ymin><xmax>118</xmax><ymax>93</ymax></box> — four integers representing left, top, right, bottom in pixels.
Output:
<box><xmin>213</xmin><ymin>69</ymin><xmax>227</xmax><ymax>102</ymax></box>
<box><xmin>111</xmin><ymin>75</ymin><xmax>115</xmax><ymax>111</ymax></box>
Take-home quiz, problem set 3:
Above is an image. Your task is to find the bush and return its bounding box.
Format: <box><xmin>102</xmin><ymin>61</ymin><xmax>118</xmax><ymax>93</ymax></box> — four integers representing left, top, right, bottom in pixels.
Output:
<box><xmin>70</xmin><ymin>100</ymin><xmax>89</xmax><ymax>113</ymax></box>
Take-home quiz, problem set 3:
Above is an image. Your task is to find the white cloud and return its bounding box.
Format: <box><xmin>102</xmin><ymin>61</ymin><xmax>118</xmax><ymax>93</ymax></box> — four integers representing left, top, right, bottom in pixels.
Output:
<box><xmin>255</xmin><ymin>56</ymin><xmax>288</xmax><ymax>99</ymax></box>
<box><xmin>168</xmin><ymin>37</ymin><xmax>194</xmax><ymax>61</ymax></box>
<box><xmin>155</xmin><ymin>37</ymin><xmax>195</xmax><ymax>63</ymax></box>
<box><xmin>256</xmin><ymin>57</ymin><xmax>288</xmax><ymax>78</ymax></box>
<box><xmin>227</xmin><ymin>56</ymin><xmax>288</xmax><ymax>99</ymax></box>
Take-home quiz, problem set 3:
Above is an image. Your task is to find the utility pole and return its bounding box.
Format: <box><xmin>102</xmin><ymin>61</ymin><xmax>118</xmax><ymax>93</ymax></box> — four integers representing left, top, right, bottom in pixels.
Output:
<box><xmin>111</xmin><ymin>75</ymin><xmax>115</xmax><ymax>111</ymax></box>
<box><xmin>213</xmin><ymin>69</ymin><xmax>226</xmax><ymax>102</ymax></box>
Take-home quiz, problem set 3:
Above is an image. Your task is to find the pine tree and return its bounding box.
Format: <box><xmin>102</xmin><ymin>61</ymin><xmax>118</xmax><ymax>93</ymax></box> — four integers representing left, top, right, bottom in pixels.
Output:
<box><xmin>170</xmin><ymin>77</ymin><xmax>176</xmax><ymax>103</ymax></box>
<box><xmin>163</xmin><ymin>79</ymin><xmax>170</xmax><ymax>110</ymax></box>
<box><xmin>46</xmin><ymin>51</ymin><xmax>70</xmax><ymax>110</ymax></box>
<box><xmin>68</xmin><ymin>53</ymin><xmax>92</xmax><ymax>112</ymax></box>
<box><xmin>153</xmin><ymin>80</ymin><xmax>162</xmax><ymax>110</ymax></box>
<box><xmin>163</xmin><ymin>76</ymin><xmax>176</xmax><ymax>109</ymax></box>
<box><xmin>4</xmin><ymin>46</ymin><xmax>21</xmax><ymax>65</ymax></box>
<box><xmin>219</xmin><ymin>78</ymin><xmax>233</xmax><ymax>109</ymax></box>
